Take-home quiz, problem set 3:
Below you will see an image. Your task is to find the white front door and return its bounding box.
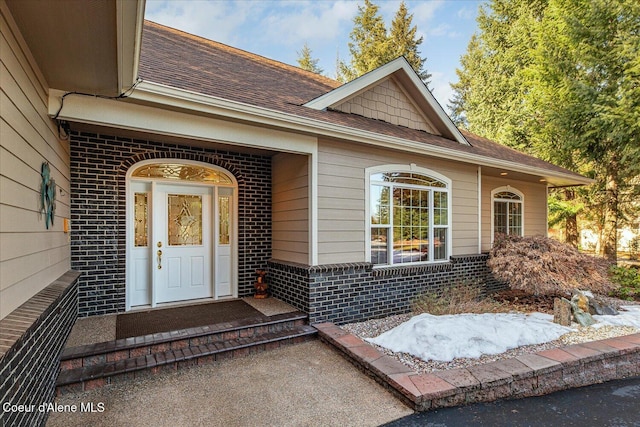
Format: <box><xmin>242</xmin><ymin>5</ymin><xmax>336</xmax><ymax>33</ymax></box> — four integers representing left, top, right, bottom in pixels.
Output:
<box><xmin>153</xmin><ymin>184</ymin><xmax>213</xmax><ymax>304</ymax></box>
<box><xmin>127</xmin><ymin>165</ymin><xmax>238</xmax><ymax>310</ymax></box>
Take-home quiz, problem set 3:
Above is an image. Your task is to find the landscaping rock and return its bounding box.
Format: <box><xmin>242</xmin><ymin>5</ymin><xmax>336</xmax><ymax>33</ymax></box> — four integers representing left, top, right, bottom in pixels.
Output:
<box><xmin>553</xmin><ymin>298</ymin><xmax>572</xmax><ymax>326</ymax></box>
<box><xmin>573</xmin><ymin>309</ymin><xmax>596</xmax><ymax>327</ymax></box>
<box><xmin>572</xmin><ymin>292</ymin><xmax>590</xmax><ymax>313</ymax></box>
<box><xmin>567</xmin><ymin>292</ymin><xmax>596</xmax><ymax>326</ymax></box>
<box><xmin>587</xmin><ymin>297</ymin><xmax>619</xmax><ymax>316</ymax></box>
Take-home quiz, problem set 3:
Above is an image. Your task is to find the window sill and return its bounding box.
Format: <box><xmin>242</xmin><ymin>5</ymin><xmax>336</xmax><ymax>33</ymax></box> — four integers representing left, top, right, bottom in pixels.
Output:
<box><xmin>371</xmin><ymin>261</ymin><xmax>453</xmax><ymax>276</ymax></box>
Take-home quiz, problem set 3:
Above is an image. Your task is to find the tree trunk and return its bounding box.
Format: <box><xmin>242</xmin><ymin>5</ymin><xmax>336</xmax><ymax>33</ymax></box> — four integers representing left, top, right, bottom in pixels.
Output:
<box><xmin>564</xmin><ymin>189</ymin><xmax>579</xmax><ymax>247</ymax></box>
<box><xmin>602</xmin><ymin>155</ymin><xmax>619</xmax><ymax>262</ymax></box>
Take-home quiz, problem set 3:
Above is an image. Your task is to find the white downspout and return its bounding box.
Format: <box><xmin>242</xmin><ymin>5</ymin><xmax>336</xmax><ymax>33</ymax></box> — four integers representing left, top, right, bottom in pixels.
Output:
<box><xmin>478</xmin><ymin>166</ymin><xmax>482</xmax><ymax>253</ymax></box>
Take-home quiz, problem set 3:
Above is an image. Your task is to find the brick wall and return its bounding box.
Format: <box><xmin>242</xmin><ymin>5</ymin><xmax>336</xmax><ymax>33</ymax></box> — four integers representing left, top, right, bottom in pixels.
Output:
<box><xmin>0</xmin><ymin>272</ymin><xmax>79</xmax><ymax>427</ymax></box>
<box><xmin>269</xmin><ymin>254</ymin><xmax>505</xmax><ymax>324</ymax></box>
<box><xmin>69</xmin><ymin>131</ymin><xmax>271</xmax><ymax>316</ymax></box>
<box><xmin>266</xmin><ymin>260</ymin><xmax>310</xmax><ymax>313</ymax></box>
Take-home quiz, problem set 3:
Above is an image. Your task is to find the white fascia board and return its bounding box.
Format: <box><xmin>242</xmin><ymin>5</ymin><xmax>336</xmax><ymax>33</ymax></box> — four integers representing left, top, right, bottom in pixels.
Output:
<box><xmin>399</xmin><ymin>64</ymin><xmax>470</xmax><ymax>147</ymax></box>
<box><xmin>48</xmin><ymin>88</ymin><xmax>318</xmax><ymax>155</ymax></box>
<box><xmin>116</xmin><ymin>0</ymin><xmax>145</xmax><ymax>93</ymax></box>
<box><xmin>49</xmin><ymin>85</ymin><xmax>592</xmax><ymax>186</ymax></box>
<box><xmin>304</xmin><ymin>57</ymin><xmax>470</xmax><ymax>146</ymax></box>
<box><xmin>303</xmin><ymin>61</ymin><xmax>404</xmax><ymax>109</ymax></box>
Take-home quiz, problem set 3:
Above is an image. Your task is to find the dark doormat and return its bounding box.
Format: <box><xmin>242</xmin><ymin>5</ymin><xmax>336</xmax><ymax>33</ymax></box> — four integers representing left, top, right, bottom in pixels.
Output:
<box><xmin>116</xmin><ymin>300</ymin><xmax>264</xmax><ymax>339</ymax></box>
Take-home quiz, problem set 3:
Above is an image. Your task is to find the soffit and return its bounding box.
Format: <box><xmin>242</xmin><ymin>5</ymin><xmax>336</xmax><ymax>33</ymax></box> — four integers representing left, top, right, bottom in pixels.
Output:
<box><xmin>5</xmin><ymin>0</ymin><xmax>139</xmax><ymax>96</ymax></box>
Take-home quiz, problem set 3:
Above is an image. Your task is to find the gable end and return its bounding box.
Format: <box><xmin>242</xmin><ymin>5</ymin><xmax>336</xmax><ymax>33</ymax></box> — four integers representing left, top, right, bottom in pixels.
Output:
<box><xmin>330</xmin><ymin>77</ymin><xmax>440</xmax><ymax>135</ymax></box>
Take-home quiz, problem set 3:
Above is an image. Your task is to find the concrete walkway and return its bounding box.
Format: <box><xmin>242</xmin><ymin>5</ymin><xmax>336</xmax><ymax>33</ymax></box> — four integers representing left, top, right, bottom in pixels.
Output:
<box><xmin>47</xmin><ymin>340</ymin><xmax>412</xmax><ymax>427</ymax></box>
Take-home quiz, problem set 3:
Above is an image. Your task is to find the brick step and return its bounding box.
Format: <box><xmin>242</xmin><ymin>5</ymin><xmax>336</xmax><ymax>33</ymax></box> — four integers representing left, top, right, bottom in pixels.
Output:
<box><xmin>57</xmin><ymin>324</ymin><xmax>317</xmax><ymax>394</ymax></box>
<box><xmin>59</xmin><ymin>311</ymin><xmax>308</xmax><ymax>370</ymax></box>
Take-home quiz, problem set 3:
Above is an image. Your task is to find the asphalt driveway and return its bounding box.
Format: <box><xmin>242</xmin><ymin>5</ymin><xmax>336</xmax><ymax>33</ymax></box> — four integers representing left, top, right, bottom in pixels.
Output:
<box><xmin>47</xmin><ymin>340</ymin><xmax>412</xmax><ymax>427</ymax></box>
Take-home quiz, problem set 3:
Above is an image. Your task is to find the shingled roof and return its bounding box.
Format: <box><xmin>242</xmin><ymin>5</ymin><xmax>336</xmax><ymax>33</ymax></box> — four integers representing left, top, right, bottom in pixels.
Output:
<box><xmin>139</xmin><ymin>21</ymin><xmax>588</xmax><ymax>185</ymax></box>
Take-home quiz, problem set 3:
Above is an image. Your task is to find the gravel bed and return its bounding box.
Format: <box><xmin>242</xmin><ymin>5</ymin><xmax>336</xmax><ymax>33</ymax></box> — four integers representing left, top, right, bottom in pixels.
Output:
<box><xmin>341</xmin><ymin>311</ymin><xmax>639</xmax><ymax>374</ymax></box>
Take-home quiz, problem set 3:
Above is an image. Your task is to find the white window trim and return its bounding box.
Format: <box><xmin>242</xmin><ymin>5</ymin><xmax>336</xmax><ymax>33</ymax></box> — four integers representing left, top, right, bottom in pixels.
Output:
<box><xmin>491</xmin><ymin>185</ymin><xmax>525</xmax><ymax>243</ymax></box>
<box><xmin>365</xmin><ymin>164</ymin><xmax>453</xmax><ymax>266</ymax></box>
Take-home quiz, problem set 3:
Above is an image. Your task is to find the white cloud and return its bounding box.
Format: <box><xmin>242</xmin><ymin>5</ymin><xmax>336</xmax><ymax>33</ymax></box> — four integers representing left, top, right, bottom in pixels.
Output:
<box><xmin>457</xmin><ymin>6</ymin><xmax>477</xmax><ymax>20</ymax></box>
<box><xmin>427</xmin><ymin>22</ymin><xmax>460</xmax><ymax>38</ymax></box>
<box><xmin>144</xmin><ymin>0</ymin><xmax>265</xmax><ymax>46</ymax></box>
<box><xmin>429</xmin><ymin>23</ymin><xmax>450</xmax><ymax>37</ymax></box>
<box><xmin>260</xmin><ymin>1</ymin><xmax>358</xmax><ymax>45</ymax></box>
<box><xmin>411</xmin><ymin>0</ymin><xmax>444</xmax><ymax>23</ymax></box>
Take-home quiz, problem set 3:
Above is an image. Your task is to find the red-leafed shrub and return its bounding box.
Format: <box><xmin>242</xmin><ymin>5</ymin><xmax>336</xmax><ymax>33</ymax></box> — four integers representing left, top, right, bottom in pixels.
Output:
<box><xmin>488</xmin><ymin>234</ymin><xmax>616</xmax><ymax>296</ymax></box>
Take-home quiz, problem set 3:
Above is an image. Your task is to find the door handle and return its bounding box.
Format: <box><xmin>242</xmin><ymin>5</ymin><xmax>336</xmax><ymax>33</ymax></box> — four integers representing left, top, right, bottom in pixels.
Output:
<box><xmin>157</xmin><ymin>249</ymin><xmax>163</xmax><ymax>269</ymax></box>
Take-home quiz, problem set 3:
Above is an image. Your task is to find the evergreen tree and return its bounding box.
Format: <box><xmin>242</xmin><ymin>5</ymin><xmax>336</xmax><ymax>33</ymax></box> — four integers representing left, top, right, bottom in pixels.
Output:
<box><xmin>339</xmin><ymin>0</ymin><xmax>389</xmax><ymax>81</ymax></box>
<box><xmin>532</xmin><ymin>0</ymin><xmax>640</xmax><ymax>260</ymax></box>
<box><xmin>388</xmin><ymin>1</ymin><xmax>430</xmax><ymax>84</ymax></box>
<box><xmin>340</xmin><ymin>0</ymin><xmax>430</xmax><ymax>84</ymax></box>
<box><xmin>449</xmin><ymin>0</ymin><xmax>546</xmax><ymax>151</ymax></box>
<box><xmin>451</xmin><ymin>0</ymin><xmax>640</xmax><ymax>259</ymax></box>
<box><xmin>296</xmin><ymin>42</ymin><xmax>324</xmax><ymax>74</ymax></box>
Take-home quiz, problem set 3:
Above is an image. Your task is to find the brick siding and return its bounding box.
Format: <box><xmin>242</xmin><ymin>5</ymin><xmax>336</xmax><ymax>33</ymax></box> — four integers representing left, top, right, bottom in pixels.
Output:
<box><xmin>0</xmin><ymin>272</ymin><xmax>79</xmax><ymax>427</ymax></box>
<box><xmin>269</xmin><ymin>254</ymin><xmax>505</xmax><ymax>324</ymax></box>
<box><xmin>69</xmin><ymin>131</ymin><xmax>271</xmax><ymax>316</ymax></box>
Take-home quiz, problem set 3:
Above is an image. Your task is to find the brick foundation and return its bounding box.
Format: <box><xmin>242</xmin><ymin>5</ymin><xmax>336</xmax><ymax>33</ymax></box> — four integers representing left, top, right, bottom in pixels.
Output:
<box><xmin>269</xmin><ymin>254</ymin><xmax>505</xmax><ymax>324</ymax></box>
<box><xmin>0</xmin><ymin>271</ymin><xmax>79</xmax><ymax>427</ymax></box>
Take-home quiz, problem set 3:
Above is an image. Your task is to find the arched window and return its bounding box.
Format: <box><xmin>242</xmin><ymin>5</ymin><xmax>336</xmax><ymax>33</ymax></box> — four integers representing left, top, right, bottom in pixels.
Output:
<box><xmin>492</xmin><ymin>187</ymin><xmax>524</xmax><ymax>237</ymax></box>
<box><xmin>367</xmin><ymin>166</ymin><xmax>451</xmax><ymax>265</ymax></box>
<box><xmin>131</xmin><ymin>163</ymin><xmax>233</xmax><ymax>184</ymax></box>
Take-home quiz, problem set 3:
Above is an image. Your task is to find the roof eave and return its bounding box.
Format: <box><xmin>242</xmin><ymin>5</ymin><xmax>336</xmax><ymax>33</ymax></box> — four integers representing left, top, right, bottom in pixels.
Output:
<box><xmin>110</xmin><ymin>81</ymin><xmax>591</xmax><ymax>187</ymax></box>
<box><xmin>117</xmin><ymin>0</ymin><xmax>146</xmax><ymax>93</ymax></box>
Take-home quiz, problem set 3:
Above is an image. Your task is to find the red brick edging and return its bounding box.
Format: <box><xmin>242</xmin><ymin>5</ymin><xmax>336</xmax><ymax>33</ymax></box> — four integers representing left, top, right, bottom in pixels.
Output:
<box><xmin>315</xmin><ymin>322</ymin><xmax>640</xmax><ymax>411</ymax></box>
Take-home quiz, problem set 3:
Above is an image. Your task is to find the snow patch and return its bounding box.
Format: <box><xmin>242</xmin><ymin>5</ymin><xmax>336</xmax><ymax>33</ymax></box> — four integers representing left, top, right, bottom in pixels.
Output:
<box><xmin>367</xmin><ymin>312</ymin><xmax>573</xmax><ymax>362</ymax></box>
<box><xmin>594</xmin><ymin>305</ymin><xmax>640</xmax><ymax>329</ymax></box>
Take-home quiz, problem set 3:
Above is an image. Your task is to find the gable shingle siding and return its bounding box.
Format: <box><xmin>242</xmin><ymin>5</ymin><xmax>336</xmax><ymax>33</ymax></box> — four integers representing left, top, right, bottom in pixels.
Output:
<box><xmin>332</xmin><ymin>78</ymin><xmax>438</xmax><ymax>133</ymax></box>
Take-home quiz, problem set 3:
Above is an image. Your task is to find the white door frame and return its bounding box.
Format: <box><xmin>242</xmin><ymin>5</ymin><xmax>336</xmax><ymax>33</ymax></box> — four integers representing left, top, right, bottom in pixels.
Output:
<box><xmin>125</xmin><ymin>160</ymin><xmax>238</xmax><ymax>311</ymax></box>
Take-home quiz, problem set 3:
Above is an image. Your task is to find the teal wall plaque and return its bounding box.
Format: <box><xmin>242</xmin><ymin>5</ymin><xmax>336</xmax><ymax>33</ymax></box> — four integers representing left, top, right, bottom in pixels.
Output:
<box><xmin>40</xmin><ymin>162</ymin><xmax>56</xmax><ymax>229</ymax></box>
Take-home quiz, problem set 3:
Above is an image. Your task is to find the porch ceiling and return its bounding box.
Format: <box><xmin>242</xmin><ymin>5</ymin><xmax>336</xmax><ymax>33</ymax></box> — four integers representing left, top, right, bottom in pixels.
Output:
<box><xmin>70</xmin><ymin>122</ymin><xmax>279</xmax><ymax>157</ymax></box>
<box><xmin>5</xmin><ymin>0</ymin><xmax>142</xmax><ymax>96</ymax></box>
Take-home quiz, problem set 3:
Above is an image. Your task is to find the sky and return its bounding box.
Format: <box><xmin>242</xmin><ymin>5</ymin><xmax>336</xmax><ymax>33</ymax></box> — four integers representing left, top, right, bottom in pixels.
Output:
<box><xmin>144</xmin><ymin>0</ymin><xmax>485</xmax><ymax>113</ymax></box>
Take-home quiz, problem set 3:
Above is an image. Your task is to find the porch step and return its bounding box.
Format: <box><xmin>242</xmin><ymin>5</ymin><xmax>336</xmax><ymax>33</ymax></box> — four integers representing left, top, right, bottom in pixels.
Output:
<box><xmin>56</xmin><ymin>312</ymin><xmax>316</xmax><ymax>394</ymax></box>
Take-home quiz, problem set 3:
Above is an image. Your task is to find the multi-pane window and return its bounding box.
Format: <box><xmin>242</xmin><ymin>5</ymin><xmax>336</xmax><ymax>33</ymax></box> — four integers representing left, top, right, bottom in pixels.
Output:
<box><xmin>493</xmin><ymin>190</ymin><xmax>523</xmax><ymax>237</ymax></box>
<box><xmin>370</xmin><ymin>171</ymin><xmax>450</xmax><ymax>265</ymax></box>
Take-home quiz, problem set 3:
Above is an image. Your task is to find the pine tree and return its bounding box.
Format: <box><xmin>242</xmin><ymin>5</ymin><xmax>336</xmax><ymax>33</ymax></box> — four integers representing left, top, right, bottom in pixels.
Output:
<box><xmin>449</xmin><ymin>0</ymin><xmax>545</xmax><ymax>151</ymax></box>
<box><xmin>296</xmin><ymin>42</ymin><xmax>324</xmax><ymax>74</ymax></box>
<box><xmin>340</xmin><ymin>0</ymin><xmax>430</xmax><ymax>84</ymax></box>
<box><xmin>451</xmin><ymin>0</ymin><xmax>640</xmax><ymax>259</ymax></box>
<box><xmin>388</xmin><ymin>1</ymin><xmax>430</xmax><ymax>84</ymax></box>
<box><xmin>532</xmin><ymin>0</ymin><xmax>640</xmax><ymax>260</ymax></box>
<box><xmin>339</xmin><ymin>0</ymin><xmax>389</xmax><ymax>81</ymax></box>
